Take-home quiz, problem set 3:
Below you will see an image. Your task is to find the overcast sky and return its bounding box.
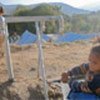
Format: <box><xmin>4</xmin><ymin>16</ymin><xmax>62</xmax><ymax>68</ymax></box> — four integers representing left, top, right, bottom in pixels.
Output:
<box><xmin>0</xmin><ymin>0</ymin><xmax>100</xmax><ymax>8</ymax></box>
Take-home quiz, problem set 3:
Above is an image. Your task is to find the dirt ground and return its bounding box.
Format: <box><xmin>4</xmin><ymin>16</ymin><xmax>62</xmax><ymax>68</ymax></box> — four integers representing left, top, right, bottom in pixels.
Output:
<box><xmin>0</xmin><ymin>41</ymin><xmax>98</xmax><ymax>100</ymax></box>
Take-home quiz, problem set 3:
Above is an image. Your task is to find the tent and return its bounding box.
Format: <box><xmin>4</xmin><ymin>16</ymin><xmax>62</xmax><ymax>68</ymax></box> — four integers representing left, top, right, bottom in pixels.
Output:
<box><xmin>41</xmin><ymin>34</ymin><xmax>51</xmax><ymax>42</ymax></box>
<box><xmin>54</xmin><ymin>32</ymin><xmax>99</xmax><ymax>44</ymax></box>
<box><xmin>17</xmin><ymin>30</ymin><xmax>51</xmax><ymax>45</ymax></box>
<box><xmin>17</xmin><ymin>30</ymin><xmax>37</xmax><ymax>45</ymax></box>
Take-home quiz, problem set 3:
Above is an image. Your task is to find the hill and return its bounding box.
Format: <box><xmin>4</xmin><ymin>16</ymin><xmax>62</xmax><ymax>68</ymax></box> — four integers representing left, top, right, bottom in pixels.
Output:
<box><xmin>50</xmin><ymin>2</ymin><xmax>89</xmax><ymax>15</ymax></box>
<box><xmin>0</xmin><ymin>2</ymin><xmax>90</xmax><ymax>15</ymax></box>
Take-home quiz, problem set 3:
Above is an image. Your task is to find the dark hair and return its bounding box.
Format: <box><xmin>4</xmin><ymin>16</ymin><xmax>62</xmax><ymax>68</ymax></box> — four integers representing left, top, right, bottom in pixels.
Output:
<box><xmin>0</xmin><ymin>6</ymin><xmax>4</xmax><ymax>14</ymax></box>
<box><xmin>91</xmin><ymin>45</ymin><xmax>100</xmax><ymax>56</ymax></box>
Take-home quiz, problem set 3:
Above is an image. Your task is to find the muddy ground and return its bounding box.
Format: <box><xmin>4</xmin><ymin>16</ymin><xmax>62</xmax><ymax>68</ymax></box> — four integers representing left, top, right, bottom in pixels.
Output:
<box><xmin>0</xmin><ymin>41</ymin><xmax>98</xmax><ymax>100</ymax></box>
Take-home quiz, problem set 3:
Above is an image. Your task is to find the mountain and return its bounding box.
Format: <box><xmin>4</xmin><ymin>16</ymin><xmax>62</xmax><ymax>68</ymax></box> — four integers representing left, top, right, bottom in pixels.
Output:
<box><xmin>50</xmin><ymin>2</ymin><xmax>90</xmax><ymax>15</ymax></box>
<box><xmin>0</xmin><ymin>3</ymin><xmax>40</xmax><ymax>15</ymax></box>
<box><xmin>4</xmin><ymin>5</ymin><xmax>18</xmax><ymax>15</ymax></box>
<box><xmin>0</xmin><ymin>3</ymin><xmax>18</xmax><ymax>15</ymax></box>
<box><xmin>0</xmin><ymin>2</ymin><xmax>90</xmax><ymax>15</ymax></box>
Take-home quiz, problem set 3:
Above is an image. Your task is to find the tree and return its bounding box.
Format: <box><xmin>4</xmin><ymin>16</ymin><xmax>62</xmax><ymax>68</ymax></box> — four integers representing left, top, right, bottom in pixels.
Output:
<box><xmin>8</xmin><ymin>3</ymin><xmax>63</xmax><ymax>35</ymax></box>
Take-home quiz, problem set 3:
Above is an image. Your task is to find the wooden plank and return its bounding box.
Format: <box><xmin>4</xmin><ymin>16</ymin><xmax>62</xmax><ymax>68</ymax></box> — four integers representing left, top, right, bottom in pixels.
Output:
<box><xmin>5</xmin><ymin>16</ymin><xmax>60</xmax><ymax>23</ymax></box>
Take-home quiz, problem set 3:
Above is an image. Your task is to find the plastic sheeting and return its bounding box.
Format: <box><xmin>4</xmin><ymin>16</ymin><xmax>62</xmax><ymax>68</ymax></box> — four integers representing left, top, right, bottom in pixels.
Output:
<box><xmin>55</xmin><ymin>32</ymin><xmax>99</xmax><ymax>44</ymax></box>
<box><xmin>17</xmin><ymin>30</ymin><xmax>37</xmax><ymax>45</ymax></box>
<box><xmin>17</xmin><ymin>30</ymin><xmax>50</xmax><ymax>45</ymax></box>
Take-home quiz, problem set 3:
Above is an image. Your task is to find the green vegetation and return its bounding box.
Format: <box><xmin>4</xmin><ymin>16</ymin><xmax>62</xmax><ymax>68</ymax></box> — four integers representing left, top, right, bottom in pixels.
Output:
<box><xmin>8</xmin><ymin>4</ymin><xmax>62</xmax><ymax>35</ymax></box>
<box><xmin>8</xmin><ymin>4</ymin><xmax>100</xmax><ymax>35</ymax></box>
<box><xmin>71</xmin><ymin>12</ymin><xmax>100</xmax><ymax>33</ymax></box>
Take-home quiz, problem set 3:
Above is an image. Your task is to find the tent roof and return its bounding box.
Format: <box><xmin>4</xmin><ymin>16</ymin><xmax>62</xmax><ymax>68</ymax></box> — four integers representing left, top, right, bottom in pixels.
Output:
<box><xmin>55</xmin><ymin>32</ymin><xmax>99</xmax><ymax>44</ymax></box>
<box><xmin>17</xmin><ymin>30</ymin><xmax>37</xmax><ymax>45</ymax></box>
<box><xmin>17</xmin><ymin>30</ymin><xmax>51</xmax><ymax>45</ymax></box>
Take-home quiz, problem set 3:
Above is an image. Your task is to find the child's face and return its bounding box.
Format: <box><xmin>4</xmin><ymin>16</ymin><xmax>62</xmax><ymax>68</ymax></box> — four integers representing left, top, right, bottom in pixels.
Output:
<box><xmin>88</xmin><ymin>52</ymin><xmax>100</xmax><ymax>72</ymax></box>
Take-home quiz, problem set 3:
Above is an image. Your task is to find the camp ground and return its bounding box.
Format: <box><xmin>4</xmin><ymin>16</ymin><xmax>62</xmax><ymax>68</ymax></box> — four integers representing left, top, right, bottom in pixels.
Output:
<box><xmin>0</xmin><ymin>15</ymin><xmax>100</xmax><ymax>100</ymax></box>
<box><xmin>1</xmin><ymin>15</ymin><xmax>64</xmax><ymax>100</ymax></box>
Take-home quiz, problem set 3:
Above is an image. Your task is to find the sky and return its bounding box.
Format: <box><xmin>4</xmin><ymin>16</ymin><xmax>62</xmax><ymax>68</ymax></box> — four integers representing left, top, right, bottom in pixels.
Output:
<box><xmin>0</xmin><ymin>0</ymin><xmax>100</xmax><ymax>8</ymax></box>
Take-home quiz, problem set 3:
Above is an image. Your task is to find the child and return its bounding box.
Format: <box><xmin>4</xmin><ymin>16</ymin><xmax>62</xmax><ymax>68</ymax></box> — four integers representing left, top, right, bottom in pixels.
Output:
<box><xmin>61</xmin><ymin>45</ymin><xmax>100</xmax><ymax>96</ymax></box>
<box><xmin>10</xmin><ymin>31</ymin><xmax>20</xmax><ymax>43</ymax></box>
<box><xmin>0</xmin><ymin>6</ymin><xmax>6</xmax><ymax>58</ymax></box>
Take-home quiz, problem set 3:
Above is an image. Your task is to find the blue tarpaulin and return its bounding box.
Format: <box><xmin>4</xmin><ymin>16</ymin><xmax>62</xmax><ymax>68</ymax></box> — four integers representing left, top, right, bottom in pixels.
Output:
<box><xmin>17</xmin><ymin>30</ymin><xmax>37</xmax><ymax>45</ymax></box>
<box><xmin>42</xmin><ymin>33</ymin><xmax>51</xmax><ymax>42</ymax></box>
<box><xmin>55</xmin><ymin>32</ymin><xmax>99</xmax><ymax>44</ymax></box>
<box><xmin>17</xmin><ymin>30</ymin><xmax>50</xmax><ymax>45</ymax></box>
<box><xmin>67</xmin><ymin>91</ymin><xmax>100</xmax><ymax>100</ymax></box>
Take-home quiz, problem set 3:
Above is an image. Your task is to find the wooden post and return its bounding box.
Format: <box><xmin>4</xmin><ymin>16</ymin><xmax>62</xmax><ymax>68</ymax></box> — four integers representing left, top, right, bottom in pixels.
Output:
<box><xmin>35</xmin><ymin>22</ymin><xmax>49</xmax><ymax>100</ymax></box>
<box><xmin>58</xmin><ymin>15</ymin><xmax>64</xmax><ymax>34</ymax></box>
<box><xmin>5</xmin><ymin>24</ymin><xmax>14</xmax><ymax>81</ymax></box>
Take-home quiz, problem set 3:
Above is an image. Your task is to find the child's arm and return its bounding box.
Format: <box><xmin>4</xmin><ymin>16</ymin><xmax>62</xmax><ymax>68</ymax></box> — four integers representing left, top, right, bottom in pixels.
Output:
<box><xmin>88</xmin><ymin>73</ymin><xmax>100</xmax><ymax>95</ymax></box>
<box><xmin>69</xmin><ymin>80</ymin><xmax>92</xmax><ymax>93</ymax></box>
<box><xmin>69</xmin><ymin>63</ymin><xmax>89</xmax><ymax>79</ymax></box>
<box><xmin>0</xmin><ymin>16</ymin><xmax>6</xmax><ymax>35</ymax></box>
<box><xmin>70</xmin><ymin>73</ymin><xmax>100</xmax><ymax>95</ymax></box>
<box><xmin>61</xmin><ymin>63</ymin><xmax>89</xmax><ymax>83</ymax></box>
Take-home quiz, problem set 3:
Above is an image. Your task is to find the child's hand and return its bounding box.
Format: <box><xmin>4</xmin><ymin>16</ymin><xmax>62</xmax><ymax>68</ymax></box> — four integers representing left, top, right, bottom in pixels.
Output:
<box><xmin>61</xmin><ymin>72</ymin><xmax>69</xmax><ymax>83</ymax></box>
<box><xmin>80</xmin><ymin>83</ymin><xmax>91</xmax><ymax>93</ymax></box>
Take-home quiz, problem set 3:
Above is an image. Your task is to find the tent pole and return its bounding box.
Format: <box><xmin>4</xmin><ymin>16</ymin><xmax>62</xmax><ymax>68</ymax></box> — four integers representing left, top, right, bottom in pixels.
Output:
<box><xmin>35</xmin><ymin>21</ymin><xmax>49</xmax><ymax>100</ymax></box>
<box><xmin>5</xmin><ymin>24</ymin><xmax>14</xmax><ymax>81</ymax></box>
